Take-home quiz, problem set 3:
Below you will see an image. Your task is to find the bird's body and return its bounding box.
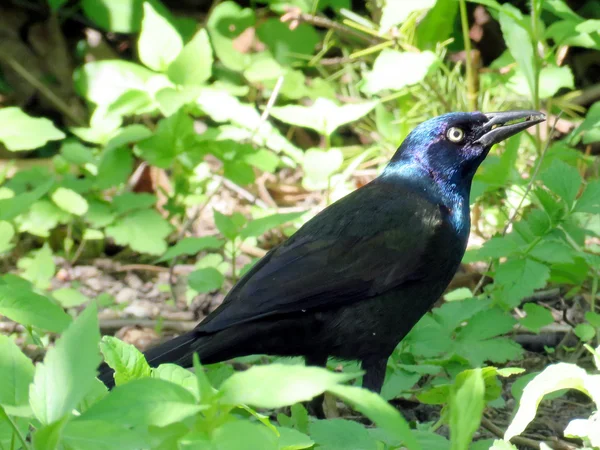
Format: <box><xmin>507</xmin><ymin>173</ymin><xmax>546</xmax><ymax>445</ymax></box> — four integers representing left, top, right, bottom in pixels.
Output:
<box><xmin>99</xmin><ymin>110</ymin><xmax>545</xmax><ymax>393</ymax></box>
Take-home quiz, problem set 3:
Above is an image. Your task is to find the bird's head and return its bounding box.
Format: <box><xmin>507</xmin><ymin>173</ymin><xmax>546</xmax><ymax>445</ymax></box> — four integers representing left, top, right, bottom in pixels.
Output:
<box><xmin>385</xmin><ymin>110</ymin><xmax>545</xmax><ymax>189</ymax></box>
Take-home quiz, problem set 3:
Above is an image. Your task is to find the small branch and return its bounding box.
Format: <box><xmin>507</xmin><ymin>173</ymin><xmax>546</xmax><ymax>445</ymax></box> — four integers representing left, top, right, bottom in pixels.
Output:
<box><xmin>480</xmin><ymin>416</ymin><xmax>576</xmax><ymax>450</ymax></box>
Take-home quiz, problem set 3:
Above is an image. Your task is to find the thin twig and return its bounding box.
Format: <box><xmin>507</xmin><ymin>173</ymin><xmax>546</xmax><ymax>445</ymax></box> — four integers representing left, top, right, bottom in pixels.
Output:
<box><xmin>0</xmin><ymin>51</ymin><xmax>85</xmax><ymax>126</ymax></box>
<box><xmin>473</xmin><ymin>112</ymin><xmax>563</xmax><ymax>295</ymax></box>
<box><xmin>481</xmin><ymin>416</ymin><xmax>576</xmax><ymax>450</ymax></box>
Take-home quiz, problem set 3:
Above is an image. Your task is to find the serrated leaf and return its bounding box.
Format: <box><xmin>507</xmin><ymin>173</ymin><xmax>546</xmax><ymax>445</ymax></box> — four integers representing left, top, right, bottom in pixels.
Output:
<box><xmin>529</xmin><ymin>240</ymin><xmax>574</xmax><ymax>263</ymax></box>
<box><xmin>152</xmin><ymin>364</ymin><xmax>199</xmax><ymax>399</ymax></box>
<box><xmin>0</xmin><ymin>221</ymin><xmax>15</xmax><ymax>253</ymax></box>
<box><xmin>112</xmin><ymin>192</ymin><xmax>156</xmax><ymax>214</ymax></box>
<box><xmin>30</xmin><ymin>304</ymin><xmax>101</xmax><ymax>425</ymax></box>
<box><xmin>105</xmin><ymin>209</ymin><xmax>172</xmax><ymax>255</ymax></box>
<box><xmin>540</xmin><ymin>159</ymin><xmax>582</xmax><ymax>207</ymax></box>
<box><xmin>96</xmin><ymin>146</ymin><xmax>134</xmax><ymax>190</ymax></box>
<box><xmin>51</xmin><ymin>187</ymin><xmax>89</xmax><ymax>216</ymax></box>
<box><xmin>157</xmin><ymin>236</ymin><xmax>224</xmax><ymax>262</ymax></box>
<box><xmin>241</xmin><ymin>212</ymin><xmax>304</xmax><ymax>239</ymax></box>
<box><xmin>219</xmin><ymin>364</ymin><xmax>359</xmax><ymax>409</ymax></box>
<box><xmin>0</xmin><ymin>335</ymin><xmax>34</xmax><ymax>409</ymax></box>
<box><xmin>494</xmin><ymin>258</ymin><xmax>551</xmax><ymax>308</ymax></box>
<box><xmin>138</xmin><ymin>3</ymin><xmax>182</xmax><ymax>71</ymax></box>
<box><xmin>456</xmin><ymin>338</ymin><xmax>523</xmax><ymax>367</ymax></box>
<box><xmin>574</xmin><ymin>180</ymin><xmax>600</xmax><ymax>214</ymax></box>
<box><xmin>99</xmin><ymin>336</ymin><xmax>152</xmax><ymax>386</ymax></box>
<box><xmin>0</xmin><ymin>107</ymin><xmax>65</xmax><ymax>151</ymax></box>
<box><xmin>213</xmin><ymin>210</ymin><xmax>246</xmax><ymax>240</ymax></box>
<box><xmin>78</xmin><ymin>378</ymin><xmax>205</xmax><ymax>427</ymax></box>
<box><xmin>458</xmin><ymin>308</ymin><xmax>516</xmax><ymax>341</ymax></box>
<box><xmin>167</xmin><ymin>28</ymin><xmax>213</xmax><ymax>86</ymax></box>
<box><xmin>0</xmin><ymin>179</ymin><xmax>54</xmax><ymax>221</ymax></box>
<box><xmin>362</xmin><ymin>50</ymin><xmax>436</xmax><ymax>95</ymax></box>
<box><xmin>519</xmin><ymin>303</ymin><xmax>554</xmax><ymax>333</ymax></box>
<box><xmin>188</xmin><ymin>268</ymin><xmax>224</xmax><ymax>293</ymax></box>
<box><xmin>449</xmin><ymin>369</ymin><xmax>485</xmax><ymax>450</ymax></box>
<box><xmin>18</xmin><ymin>244</ymin><xmax>56</xmax><ymax>290</ymax></box>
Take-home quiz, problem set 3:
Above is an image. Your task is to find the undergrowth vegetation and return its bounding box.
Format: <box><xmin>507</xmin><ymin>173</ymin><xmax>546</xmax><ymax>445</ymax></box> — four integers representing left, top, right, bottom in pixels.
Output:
<box><xmin>0</xmin><ymin>0</ymin><xmax>599</xmax><ymax>448</ymax></box>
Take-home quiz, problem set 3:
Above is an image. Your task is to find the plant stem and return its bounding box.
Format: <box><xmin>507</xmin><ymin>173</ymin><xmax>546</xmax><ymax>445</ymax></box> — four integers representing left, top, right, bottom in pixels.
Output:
<box><xmin>530</xmin><ymin>0</ymin><xmax>543</xmax><ymax>153</ymax></box>
<box><xmin>0</xmin><ymin>407</ymin><xmax>29</xmax><ymax>450</ymax></box>
<box><xmin>592</xmin><ymin>273</ymin><xmax>598</xmax><ymax>347</ymax></box>
<box><xmin>458</xmin><ymin>0</ymin><xmax>476</xmax><ymax>111</ymax></box>
<box><xmin>230</xmin><ymin>240</ymin><xmax>237</xmax><ymax>283</ymax></box>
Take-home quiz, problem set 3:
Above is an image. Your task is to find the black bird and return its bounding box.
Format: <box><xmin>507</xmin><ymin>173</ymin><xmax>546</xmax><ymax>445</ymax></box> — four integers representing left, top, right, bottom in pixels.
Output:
<box><xmin>99</xmin><ymin>111</ymin><xmax>544</xmax><ymax>393</ymax></box>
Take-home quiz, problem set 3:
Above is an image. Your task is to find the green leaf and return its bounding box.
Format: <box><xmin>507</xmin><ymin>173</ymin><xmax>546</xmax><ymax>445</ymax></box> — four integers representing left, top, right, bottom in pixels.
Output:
<box><xmin>270</xmin><ymin>98</ymin><xmax>377</xmax><ymax>136</ymax></box>
<box><xmin>241</xmin><ymin>212</ymin><xmax>304</xmax><ymax>239</ymax></box>
<box><xmin>51</xmin><ymin>187</ymin><xmax>89</xmax><ymax>216</ymax></box>
<box><xmin>540</xmin><ymin>159</ymin><xmax>582</xmax><ymax>207</ymax></box>
<box><xmin>277</xmin><ymin>426</ymin><xmax>313</xmax><ymax>450</ymax></box>
<box><xmin>80</xmin><ymin>0</ymin><xmax>163</xmax><ymax>32</ymax></box>
<box><xmin>61</xmin><ymin>420</ymin><xmax>147</xmax><ymax>450</ymax></box>
<box><xmin>416</xmin><ymin>0</ymin><xmax>459</xmax><ymax>49</ymax></box>
<box><xmin>157</xmin><ymin>236</ymin><xmax>224</xmax><ymax>262</ymax></box>
<box><xmin>379</xmin><ymin>0</ymin><xmax>436</xmax><ymax>33</ymax></box>
<box><xmin>106</xmin><ymin>209</ymin><xmax>172</xmax><ymax>255</ymax></box>
<box><xmin>499</xmin><ymin>6</ymin><xmax>536</xmax><ymax>101</ymax></box>
<box><xmin>188</xmin><ymin>268</ymin><xmax>225</xmax><ymax>293</ymax></box>
<box><xmin>206</xmin><ymin>2</ymin><xmax>255</xmax><ymax>71</ymax></box>
<box><xmin>0</xmin><ymin>179</ymin><xmax>54</xmax><ymax>221</ymax></box>
<box><xmin>302</xmin><ymin>148</ymin><xmax>343</xmax><ymax>190</ymax></box>
<box><xmin>256</xmin><ymin>19</ymin><xmax>319</xmax><ymax>65</ymax></box>
<box><xmin>0</xmin><ymin>221</ymin><xmax>15</xmax><ymax>253</ymax></box>
<box><xmin>219</xmin><ymin>364</ymin><xmax>359</xmax><ymax>409</ymax></box>
<box><xmin>96</xmin><ymin>146</ymin><xmax>134</xmax><ymax>189</ymax></box>
<box><xmin>574</xmin><ymin>180</ymin><xmax>600</xmax><ymax>214</ymax></box>
<box><xmin>449</xmin><ymin>369</ymin><xmax>485</xmax><ymax>450</ymax></box>
<box><xmin>362</xmin><ymin>50</ymin><xmax>437</xmax><ymax>95</ymax></box>
<box><xmin>508</xmin><ymin>65</ymin><xmax>574</xmax><ymax>99</ymax></box>
<box><xmin>138</xmin><ymin>2</ymin><xmax>183</xmax><ymax>71</ymax></box>
<box><xmin>504</xmin><ymin>363</ymin><xmax>599</xmax><ymax>441</ymax></box>
<box><xmin>456</xmin><ymin>338</ymin><xmax>523</xmax><ymax>367</ymax></box>
<box><xmin>167</xmin><ymin>28</ymin><xmax>213</xmax><ymax>86</ymax></box>
<box><xmin>519</xmin><ymin>303</ymin><xmax>554</xmax><ymax>333</ymax></box>
<box><xmin>457</xmin><ymin>308</ymin><xmax>516</xmax><ymax>341</ymax></box>
<box><xmin>528</xmin><ymin>240</ymin><xmax>574</xmax><ymax>264</ymax></box>
<box><xmin>309</xmin><ymin>419</ymin><xmax>377</xmax><ymax>450</ymax></box>
<box><xmin>0</xmin><ymin>335</ymin><xmax>34</xmax><ymax>410</ymax></box>
<box><xmin>574</xmin><ymin>323</ymin><xmax>595</xmax><ymax>342</ymax></box>
<box><xmin>585</xmin><ymin>311</ymin><xmax>600</xmax><ymax>328</ymax></box>
<box><xmin>105</xmin><ymin>89</ymin><xmax>154</xmax><ymax>119</ymax></box>
<box><xmin>30</xmin><ymin>304</ymin><xmax>101</xmax><ymax>425</ymax></box>
<box><xmin>0</xmin><ymin>283</ymin><xmax>71</xmax><ymax>333</ymax></box>
<box><xmin>52</xmin><ymin>288</ymin><xmax>89</xmax><ymax>308</ymax></box>
<box><xmin>213</xmin><ymin>210</ymin><xmax>246</xmax><ymax>240</ymax></box>
<box><xmin>152</xmin><ymin>364</ymin><xmax>199</xmax><ymax>399</ymax></box>
<box><xmin>99</xmin><ymin>336</ymin><xmax>151</xmax><ymax>386</ymax></box>
<box><xmin>212</xmin><ymin>421</ymin><xmax>277</xmax><ymax>450</ymax></box>
<box><xmin>18</xmin><ymin>244</ymin><xmax>56</xmax><ymax>290</ymax></box>
<box><xmin>60</xmin><ymin>141</ymin><xmax>95</xmax><ymax>165</ymax></box>
<box><xmin>494</xmin><ymin>258</ymin><xmax>551</xmax><ymax>308</ymax></box>
<box><xmin>327</xmin><ymin>385</ymin><xmax>420</xmax><ymax>450</ymax></box>
<box><xmin>48</xmin><ymin>0</ymin><xmax>68</xmax><ymax>10</ymax></box>
<box><xmin>79</xmin><ymin>378</ymin><xmax>205</xmax><ymax>427</ymax></box>
<box><xmin>0</xmin><ymin>107</ymin><xmax>65</xmax><ymax>151</ymax></box>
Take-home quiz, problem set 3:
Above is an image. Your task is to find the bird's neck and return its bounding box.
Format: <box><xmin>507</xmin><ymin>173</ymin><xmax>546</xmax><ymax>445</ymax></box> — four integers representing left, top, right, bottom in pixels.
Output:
<box><xmin>380</xmin><ymin>160</ymin><xmax>472</xmax><ymax>236</ymax></box>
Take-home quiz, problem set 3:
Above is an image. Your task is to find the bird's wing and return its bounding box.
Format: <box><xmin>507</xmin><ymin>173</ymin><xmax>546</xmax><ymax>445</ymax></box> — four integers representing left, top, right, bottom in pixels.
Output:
<box><xmin>198</xmin><ymin>181</ymin><xmax>451</xmax><ymax>333</ymax></box>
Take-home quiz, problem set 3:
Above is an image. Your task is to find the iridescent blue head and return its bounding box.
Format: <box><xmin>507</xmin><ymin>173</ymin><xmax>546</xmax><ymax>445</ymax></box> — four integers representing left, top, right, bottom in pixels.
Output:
<box><xmin>383</xmin><ymin>110</ymin><xmax>545</xmax><ymax>196</ymax></box>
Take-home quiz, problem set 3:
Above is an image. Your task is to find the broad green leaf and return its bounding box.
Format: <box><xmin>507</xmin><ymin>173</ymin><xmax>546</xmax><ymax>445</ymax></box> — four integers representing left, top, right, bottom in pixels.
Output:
<box><xmin>51</xmin><ymin>187</ymin><xmax>89</xmax><ymax>216</ymax></box>
<box><xmin>444</xmin><ymin>288</ymin><xmax>472</xmax><ymax>302</ymax></box>
<box><xmin>505</xmin><ymin>363</ymin><xmax>600</xmax><ymax>441</ymax></box>
<box><xmin>105</xmin><ymin>124</ymin><xmax>153</xmax><ymax>151</ymax></box>
<box><xmin>540</xmin><ymin>159</ymin><xmax>582</xmax><ymax>206</ymax></box>
<box><xmin>17</xmin><ymin>199</ymin><xmax>70</xmax><ymax>238</ymax></box>
<box><xmin>60</xmin><ymin>141</ymin><xmax>95</xmax><ymax>165</ymax></box>
<box><xmin>18</xmin><ymin>244</ymin><xmax>56</xmax><ymax>290</ymax></box>
<box><xmin>574</xmin><ymin>323</ymin><xmax>595</xmax><ymax>342</ymax></box>
<box><xmin>86</xmin><ymin>201</ymin><xmax>116</xmax><ymax>228</ymax></box>
<box><xmin>206</xmin><ymin>2</ymin><xmax>255</xmax><ymax>71</ymax></box>
<box><xmin>416</xmin><ymin>0</ymin><xmax>459</xmax><ymax>49</ymax></box>
<box><xmin>74</xmin><ymin>60</ymin><xmax>156</xmax><ymax>106</ymax></box>
<box><xmin>105</xmin><ymin>209</ymin><xmax>172</xmax><ymax>255</ymax></box>
<box><xmin>499</xmin><ymin>6</ymin><xmax>536</xmax><ymax>101</ymax></box>
<box><xmin>456</xmin><ymin>338</ymin><xmax>523</xmax><ymax>367</ymax></box>
<box><xmin>79</xmin><ymin>378</ymin><xmax>205</xmax><ymax>427</ymax></box>
<box><xmin>362</xmin><ymin>50</ymin><xmax>437</xmax><ymax>95</ymax></box>
<box><xmin>0</xmin><ymin>335</ymin><xmax>34</xmax><ymax>410</ymax></box>
<box><xmin>96</xmin><ymin>146</ymin><xmax>134</xmax><ymax>189</ymax></box>
<box><xmin>327</xmin><ymin>385</ymin><xmax>420</xmax><ymax>450</ymax></box>
<box><xmin>508</xmin><ymin>65</ymin><xmax>574</xmax><ymax>99</ymax></box>
<box><xmin>32</xmin><ymin>417</ymin><xmax>68</xmax><ymax>450</ymax></box>
<box><xmin>81</xmin><ymin>0</ymin><xmax>169</xmax><ymax>32</ymax></box>
<box><xmin>30</xmin><ymin>304</ymin><xmax>101</xmax><ymax>425</ymax></box>
<box><xmin>519</xmin><ymin>303</ymin><xmax>554</xmax><ymax>333</ymax></box>
<box><xmin>0</xmin><ymin>221</ymin><xmax>15</xmax><ymax>253</ymax></box>
<box><xmin>302</xmin><ymin>148</ymin><xmax>343</xmax><ymax>190</ymax></box>
<box><xmin>138</xmin><ymin>2</ymin><xmax>183</xmax><ymax>71</ymax></box>
<box><xmin>0</xmin><ymin>281</ymin><xmax>71</xmax><ymax>333</ymax></box>
<box><xmin>379</xmin><ymin>0</ymin><xmax>436</xmax><ymax>33</ymax></box>
<box><xmin>188</xmin><ymin>268</ymin><xmax>225</xmax><ymax>293</ymax></box>
<box><xmin>219</xmin><ymin>364</ymin><xmax>359</xmax><ymax>409</ymax></box>
<box><xmin>167</xmin><ymin>28</ymin><xmax>213</xmax><ymax>86</ymax></box>
<box><xmin>277</xmin><ymin>426</ymin><xmax>314</xmax><ymax>450</ymax></box>
<box><xmin>494</xmin><ymin>258</ymin><xmax>550</xmax><ymax>308</ymax></box>
<box><xmin>52</xmin><ymin>288</ymin><xmax>89</xmax><ymax>308</ymax></box>
<box><xmin>0</xmin><ymin>178</ymin><xmax>54</xmax><ymax>221</ymax></box>
<box><xmin>309</xmin><ymin>419</ymin><xmax>377</xmax><ymax>450</ymax></box>
<box><xmin>213</xmin><ymin>210</ymin><xmax>246</xmax><ymax>240</ymax></box>
<box><xmin>241</xmin><ymin>212</ymin><xmax>304</xmax><ymax>239</ymax></box>
<box><xmin>99</xmin><ymin>336</ymin><xmax>151</xmax><ymax>386</ymax></box>
<box><xmin>212</xmin><ymin>421</ymin><xmax>277</xmax><ymax>450</ymax></box>
<box><xmin>157</xmin><ymin>236</ymin><xmax>224</xmax><ymax>262</ymax></box>
<box><xmin>528</xmin><ymin>240</ymin><xmax>574</xmax><ymax>264</ymax></box>
<box><xmin>585</xmin><ymin>312</ymin><xmax>600</xmax><ymax>328</ymax></box>
<box><xmin>155</xmin><ymin>85</ymin><xmax>203</xmax><ymax>116</ymax></box>
<box><xmin>457</xmin><ymin>308</ymin><xmax>516</xmax><ymax>341</ymax></box>
<box><xmin>256</xmin><ymin>19</ymin><xmax>319</xmax><ymax>65</ymax></box>
<box><xmin>574</xmin><ymin>180</ymin><xmax>600</xmax><ymax>214</ymax></box>
<box><xmin>449</xmin><ymin>369</ymin><xmax>485</xmax><ymax>450</ymax></box>
<box><xmin>105</xmin><ymin>89</ymin><xmax>155</xmax><ymax>119</ymax></box>
<box><xmin>0</xmin><ymin>107</ymin><xmax>65</xmax><ymax>151</ymax></box>
<box><xmin>270</xmin><ymin>98</ymin><xmax>377</xmax><ymax>136</ymax></box>
<box><xmin>152</xmin><ymin>364</ymin><xmax>199</xmax><ymax>399</ymax></box>
<box><xmin>61</xmin><ymin>420</ymin><xmax>148</xmax><ymax>450</ymax></box>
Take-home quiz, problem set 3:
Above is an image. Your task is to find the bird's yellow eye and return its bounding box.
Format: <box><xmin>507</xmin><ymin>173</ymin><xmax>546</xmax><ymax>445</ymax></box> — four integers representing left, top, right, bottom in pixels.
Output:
<box><xmin>447</xmin><ymin>127</ymin><xmax>465</xmax><ymax>143</ymax></box>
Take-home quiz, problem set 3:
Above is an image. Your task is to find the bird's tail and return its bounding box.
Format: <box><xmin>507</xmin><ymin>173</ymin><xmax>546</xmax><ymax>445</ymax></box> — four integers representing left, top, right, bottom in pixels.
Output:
<box><xmin>97</xmin><ymin>331</ymin><xmax>202</xmax><ymax>389</ymax></box>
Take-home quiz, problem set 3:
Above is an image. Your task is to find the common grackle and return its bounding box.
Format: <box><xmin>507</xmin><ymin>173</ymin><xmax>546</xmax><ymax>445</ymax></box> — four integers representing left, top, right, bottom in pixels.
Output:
<box><xmin>98</xmin><ymin>110</ymin><xmax>545</xmax><ymax>393</ymax></box>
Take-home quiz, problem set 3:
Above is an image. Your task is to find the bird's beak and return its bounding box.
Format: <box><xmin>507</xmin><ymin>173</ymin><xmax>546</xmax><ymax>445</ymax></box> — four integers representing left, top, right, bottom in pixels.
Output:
<box><xmin>475</xmin><ymin>110</ymin><xmax>546</xmax><ymax>147</ymax></box>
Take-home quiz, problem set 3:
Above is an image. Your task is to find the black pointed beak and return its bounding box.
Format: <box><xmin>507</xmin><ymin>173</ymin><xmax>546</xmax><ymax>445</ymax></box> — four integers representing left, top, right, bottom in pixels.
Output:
<box><xmin>475</xmin><ymin>110</ymin><xmax>546</xmax><ymax>147</ymax></box>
